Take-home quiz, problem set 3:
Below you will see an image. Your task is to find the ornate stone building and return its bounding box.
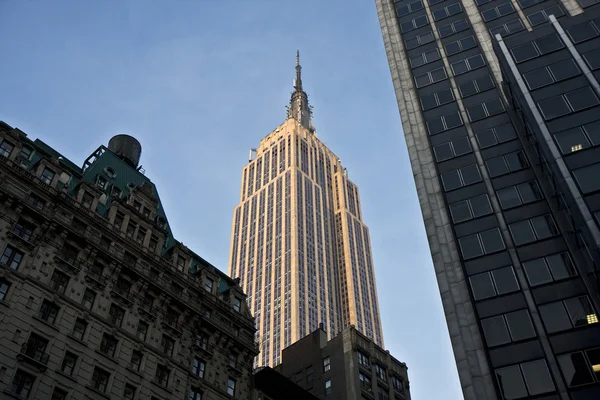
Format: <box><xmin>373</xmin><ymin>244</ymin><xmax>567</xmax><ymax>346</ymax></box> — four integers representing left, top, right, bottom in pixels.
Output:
<box><xmin>0</xmin><ymin>121</ymin><xmax>257</xmax><ymax>400</ymax></box>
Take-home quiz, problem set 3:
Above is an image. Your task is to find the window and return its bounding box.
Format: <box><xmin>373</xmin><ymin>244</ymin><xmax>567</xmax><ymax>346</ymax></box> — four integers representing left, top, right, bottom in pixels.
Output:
<box><xmin>100</xmin><ymin>334</ymin><xmax>118</xmax><ymax>358</ymax></box>
<box><xmin>39</xmin><ymin>300</ymin><xmax>59</xmax><ymax>324</ymax></box>
<box><xmin>137</xmin><ymin>321</ymin><xmax>148</xmax><ymax>341</ymax></box>
<box><xmin>376</xmin><ymin>364</ymin><xmax>387</xmax><ymax>381</ymax></box>
<box><xmin>195</xmin><ymin>333</ymin><xmax>208</xmax><ymax>349</ymax></box>
<box><xmin>467</xmin><ymin>98</ymin><xmax>505</xmax><ymax>122</ymax></box>
<box><xmin>41</xmin><ymin>167</ymin><xmax>55</xmax><ymax>185</ymax></box>
<box><xmin>568</xmin><ymin>21</ymin><xmax>599</xmax><ymax>45</ymax></box>
<box><xmin>449</xmin><ymin>194</ymin><xmax>493</xmax><ymax>223</ymax></box>
<box><xmin>476</xmin><ymin>123</ymin><xmax>516</xmax><ymax>149</ymax></box>
<box><xmin>489</xmin><ymin>19</ymin><xmax>525</xmax><ymax>38</ymax></box>
<box><xmin>574</xmin><ymin>162</ymin><xmax>600</xmax><ymax>194</ymax></box>
<box><xmin>517</xmin><ymin>0</ymin><xmax>545</xmax><ymax>8</ymax></box>
<box><xmin>405</xmin><ymin>31</ymin><xmax>435</xmax><ymax>50</ymax></box>
<box><xmin>539</xmin><ymin>295</ymin><xmax>598</xmax><ymax>333</ymax></box>
<box><xmin>155</xmin><ymin>365</ymin><xmax>170</xmax><ymax>387</ymax></box>
<box><xmin>393</xmin><ymin>376</ymin><xmax>404</xmax><ymax>393</ymax></box>
<box><xmin>414</xmin><ymin>67</ymin><xmax>447</xmax><ymax>88</ymax></box>
<box><xmin>130</xmin><ymin>351</ymin><xmax>142</xmax><ymax>371</ymax></box>
<box><xmin>400</xmin><ymin>15</ymin><xmax>429</xmax><ymax>33</ymax></box>
<box><xmin>459</xmin><ymin>75</ymin><xmax>495</xmax><ymax>98</ymax></box>
<box><xmin>190</xmin><ymin>388</ymin><xmax>202</xmax><ymax>400</ymax></box>
<box><xmin>233</xmin><ymin>297</ymin><xmax>241</xmax><ymax>312</ymax></box>
<box><xmin>433</xmin><ymin>136</ymin><xmax>471</xmax><ymax>162</ymax></box>
<box><xmin>324</xmin><ymin>356</ymin><xmax>331</xmax><ymax>372</ymax></box>
<box><xmin>509</xmin><ymin>214</ymin><xmax>559</xmax><ymax>246</ymax></box>
<box><xmin>82</xmin><ymin>289</ymin><xmax>96</xmax><ymax>310</ymax></box>
<box><xmin>486</xmin><ymin>150</ymin><xmax>528</xmax><ymax>177</ymax></box>
<box><xmin>12</xmin><ymin>219</ymin><xmax>34</xmax><ymax>241</ymax></box>
<box><xmin>527</xmin><ymin>5</ymin><xmax>565</xmax><ymax>26</ymax></box>
<box><xmin>61</xmin><ymin>352</ymin><xmax>77</xmax><ymax>375</ymax></box>
<box><xmin>481</xmin><ymin>309</ymin><xmax>536</xmax><ymax>347</ymax></box>
<box><xmin>227</xmin><ymin>378</ymin><xmax>236</xmax><ymax>396</ymax></box>
<box><xmin>82</xmin><ymin>192</ymin><xmax>94</xmax><ymax>209</ymax></box>
<box><xmin>124</xmin><ymin>384</ymin><xmax>136</xmax><ymax>400</ymax></box>
<box><xmin>583</xmin><ymin>49</ymin><xmax>600</xmax><ymax>70</ymax></box>
<box><xmin>176</xmin><ymin>257</ymin><xmax>185</xmax><ymax>272</ymax></box>
<box><xmin>72</xmin><ymin>318</ymin><xmax>87</xmax><ymax>341</ymax></box>
<box><xmin>51</xmin><ymin>388</ymin><xmax>68</xmax><ymax>400</ymax></box>
<box><xmin>193</xmin><ymin>357</ymin><xmax>205</xmax><ymax>378</ymax></box>
<box><xmin>554</xmin><ymin>126</ymin><xmax>592</xmax><ymax>155</ymax></box>
<box><xmin>11</xmin><ymin>370</ymin><xmax>35</xmax><ymax>398</ymax></box>
<box><xmin>481</xmin><ymin>2</ymin><xmax>515</xmax><ymax>21</ymax></box>
<box><xmin>205</xmin><ymin>278</ymin><xmax>214</xmax><ymax>293</ymax></box>
<box><xmin>109</xmin><ymin>304</ymin><xmax>125</xmax><ymax>327</ymax></box>
<box><xmin>27</xmin><ymin>193</ymin><xmax>46</xmax><ymax>210</ymax></box>
<box><xmin>426</xmin><ymin>111</ymin><xmax>463</xmax><ymax>135</ymax></box>
<box><xmin>50</xmin><ymin>270</ymin><xmax>69</xmax><ymax>295</ymax></box>
<box><xmin>115</xmin><ymin>277</ymin><xmax>131</xmax><ymax>297</ymax></box>
<box><xmin>161</xmin><ymin>334</ymin><xmax>175</xmax><ymax>356</ymax></box>
<box><xmin>432</xmin><ymin>2</ymin><xmax>462</xmax><ymax>21</ymax></box>
<box><xmin>19</xmin><ymin>146</ymin><xmax>33</xmax><ymax>160</ymax></box>
<box><xmin>496</xmin><ymin>360</ymin><xmax>555</xmax><ymax>398</ymax></box>
<box><xmin>469</xmin><ymin>266</ymin><xmax>518</xmax><ymax>300</ymax></box>
<box><xmin>149</xmin><ymin>235</ymin><xmax>159</xmax><ymax>252</ymax></box>
<box><xmin>420</xmin><ymin>88</ymin><xmax>455</xmax><ymax>111</ymax></box>
<box><xmin>450</xmin><ymin>54</ymin><xmax>485</xmax><ymax>75</ymax></box>
<box><xmin>379</xmin><ymin>392</ymin><xmax>389</xmax><ymax>400</ymax></box>
<box><xmin>324</xmin><ymin>379</ymin><xmax>332</xmax><ymax>395</ymax></box>
<box><xmin>228</xmin><ymin>353</ymin><xmax>237</xmax><ymax>368</ymax></box>
<box><xmin>91</xmin><ymin>367</ymin><xmax>110</xmax><ymax>393</ymax></box>
<box><xmin>24</xmin><ymin>333</ymin><xmax>48</xmax><ymax>363</ymax></box>
<box><xmin>0</xmin><ymin>279</ymin><xmax>10</xmax><ymax>301</ymax></box>
<box><xmin>523</xmin><ymin>252</ymin><xmax>576</xmax><ymax>286</ymax></box>
<box><xmin>360</xmin><ymin>372</ymin><xmax>372</xmax><ymax>389</ymax></box>
<box><xmin>0</xmin><ymin>139</ymin><xmax>14</xmax><ymax>157</ymax></box>
<box><xmin>396</xmin><ymin>1</ymin><xmax>425</xmax><ymax>16</ymax></box>
<box><xmin>439</xmin><ymin>18</ymin><xmax>469</xmax><ymax>38</ymax></box>
<box><xmin>441</xmin><ymin>164</ymin><xmax>482</xmax><ymax>192</ymax></box>
<box><xmin>358</xmin><ymin>351</ymin><xmax>369</xmax><ymax>366</ymax></box>
<box><xmin>497</xmin><ymin>181</ymin><xmax>543</xmax><ymax>209</ymax></box>
<box><xmin>558</xmin><ymin>347</ymin><xmax>600</xmax><ymax>387</ymax></box>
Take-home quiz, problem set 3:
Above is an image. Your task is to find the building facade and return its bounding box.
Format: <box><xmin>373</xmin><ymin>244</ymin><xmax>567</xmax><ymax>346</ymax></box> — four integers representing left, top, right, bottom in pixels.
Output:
<box><xmin>493</xmin><ymin>7</ymin><xmax>600</xmax><ymax>399</ymax></box>
<box><xmin>227</xmin><ymin>53</ymin><xmax>384</xmax><ymax>367</ymax></box>
<box><xmin>375</xmin><ymin>0</ymin><xmax>600</xmax><ymax>398</ymax></box>
<box><xmin>274</xmin><ymin>326</ymin><xmax>410</xmax><ymax>400</ymax></box>
<box><xmin>251</xmin><ymin>366</ymin><xmax>320</xmax><ymax>400</ymax></box>
<box><xmin>0</xmin><ymin>121</ymin><xmax>257</xmax><ymax>400</ymax></box>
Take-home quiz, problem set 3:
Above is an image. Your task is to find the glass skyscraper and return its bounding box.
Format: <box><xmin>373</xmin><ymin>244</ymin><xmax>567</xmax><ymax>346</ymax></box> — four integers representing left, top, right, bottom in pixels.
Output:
<box><xmin>376</xmin><ymin>0</ymin><xmax>600</xmax><ymax>398</ymax></box>
<box><xmin>228</xmin><ymin>53</ymin><xmax>384</xmax><ymax>367</ymax></box>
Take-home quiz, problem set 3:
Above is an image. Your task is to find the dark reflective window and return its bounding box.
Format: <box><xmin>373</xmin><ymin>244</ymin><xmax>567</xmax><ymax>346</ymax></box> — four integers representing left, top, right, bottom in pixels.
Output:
<box><xmin>583</xmin><ymin>49</ymin><xmax>600</xmax><ymax>70</ymax></box>
<box><xmin>511</xmin><ymin>42</ymin><xmax>539</xmax><ymax>63</ymax></box>
<box><xmin>505</xmin><ymin>309</ymin><xmax>536</xmax><ymax>341</ymax></box>
<box><xmin>574</xmin><ymin>163</ymin><xmax>600</xmax><ymax>194</ymax></box>
<box><xmin>554</xmin><ymin>127</ymin><xmax>590</xmax><ymax>154</ymax></box>
<box><xmin>449</xmin><ymin>200</ymin><xmax>472</xmax><ymax>223</ymax></box>
<box><xmin>564</xmin><ymin>296</ymin><xmax>596</xmax><ymax>327</ymax></box>
<box><xmin>547</xmin><ymin>252</ymin><xmax>577</xmax><ymax>280</ymax></box>
<box><xmin>565</xmin><ymin>86</ymin><xmax>600</xmax><ymax>112</ymax></box>
<box><xmin>433</xmin><ymin>142</ymin><xmax>454</xmax><ymax>162</ymax></box>
<box><xmin>470</xmin><ymin>271</ymin><xmax>494</xmax><ymax>299</ymax></box>
<box><xmin>487</xmin><ymin>156</ymin><xmax>509</xmax><ymax>177</ymax></box>
<box><xmin>523</xmin><ymin>258</ymin><xmax>553</xmax><ymax>286</ymax></box>
<box><xmin>492</xmin><ymin>266</ymin><xmax>519</xmax><ymax>294</ymax></box>
<box><xmin>524</xmin><ymin>68</ymin><xmax>553</xmax><ymax>90</ymax></box>
<box><xmin>521</xmin><ymin>360</ymin><xmax>555</xmax><ymax>395</ymax></box>
<box><xmin>449</xmin><ymin>194</ymin><xmax>491</xmax><ymax>223</ymax></box>
<box><xmin>538</xmin><ymin>96</ymin><xmax>571</xmax><ymax>120</ymax></box>
<box><xmin>518</xmin><ymin>180</ymin><xmax>543</xmax><ymax>203</ymax></box>
<box><xmin>497</xmin><ymin>186</ymin><xmax>521</xmax><ymax>209</ymax></box>
<box><xmin>470</xmin><ymin>194</ymin><xmax>493</xmax><ymax>218</ymax></box>
<box><xmin>497</xmin><ymin>180</ymin><xmax>543</xmax><ymax>209</ymax></box>
<box><xmin>496</xmin><ymin>365</ymin><xmax>528</xmax><ymax>399</ymax></box>
<box><xmin>558</xmin><ymin>352</ymin><xmax>595</xmax><ymax>387</ymax></box>
<box><xmin>504</xmin><ymin>151</ymin><xmax>528</xmax><ymax>172</ymax></box>
<box><xmin>460</xmin><ymin>234</ymin><xmax>484</xmax><ymax>260</ymax></box>
<box><xmin>531</xmin><ymin>214</ymin><xmax>558</xmax><ymax>240</ymax></box>
<box><xmin>535</xmin><ymin>33</ymin><xmax>564</xmax><ymax>54</ymax></box>
<box><xmin>583</xmin><ymin>120</ymin><xmax>600</xmax><ymax>145</ymax></box>
<box><xmin>441</xmin><ymin>170</ymin><xmax>462</xmax><ymax>191</ymax></box>
<box><xmin>549</xmin><ymin>58</ymin><xmax>580</xmax><ymax>81</ymax></box>
<box><xmin>481</xmin><ymin>315</ymin><xmax>511</xmax><ymax>346</ymax></box>
<box><xmin>540</xmin><ymin>301</ymin><xmax>572</xmax><ymax>333</ymax></box>
<box><xmin>460</xmin><ymin>164</ymin><xmax>481</xmax><ymax>185</ymax></box>
<box><xmin>509</xmin><ymin>220</ymin><xmax>537</xmax><ymax>245</ymax></box>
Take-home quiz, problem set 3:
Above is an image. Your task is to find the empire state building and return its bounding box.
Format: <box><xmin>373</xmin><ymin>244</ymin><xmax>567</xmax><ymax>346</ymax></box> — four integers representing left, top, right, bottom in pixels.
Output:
<box><xmin>228</xmin><ymin>53</ymin><xmax>383</xmax><ymax>367</ymax></box>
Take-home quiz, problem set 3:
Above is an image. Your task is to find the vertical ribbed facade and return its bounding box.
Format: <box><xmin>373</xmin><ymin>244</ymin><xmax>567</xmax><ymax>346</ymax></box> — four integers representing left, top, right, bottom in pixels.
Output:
<box><xmin>228</xmin><ymin>116</ymin><xmax>383</xmax><ymax>367</ymax></box>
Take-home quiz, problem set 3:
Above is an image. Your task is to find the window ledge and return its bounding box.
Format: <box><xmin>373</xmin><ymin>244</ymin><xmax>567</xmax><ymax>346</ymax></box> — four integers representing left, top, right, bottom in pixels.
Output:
<box><xmin>94</xmin><ymin>349</ymin><xmax>119</xmax><ymax>365</ymax></box>
<box><xmin>126</xmin><ymin>366</ymin><xmax>144</xmax><ymax>378</ymax></box>
<box><xmin>32</xmin><ymin>316</ymin><xmax>60</xmax><ymax>332</ymax></box>
<box><xmin>150</xmin><ymin>380</ymin><xmax>173</xmax><ymax>394</ymax></box>
<box><xmin>55</xmin><ymin>369</ymin><xmax>78</xmax><ymax>383</ymax></box>
<box><xmin>85</xmin><ymin>386</ymin><xmax>111</xmax><ymax>399</ymax></box>
<box><xmin>2</xmin><ymin>389</ymin><xmax>26</xmax><ymax>399</ymax></box>
<box><xmin>66</xmin><ymin>334</ymin><xmax>88</xmax><ymax>347</ymax></box>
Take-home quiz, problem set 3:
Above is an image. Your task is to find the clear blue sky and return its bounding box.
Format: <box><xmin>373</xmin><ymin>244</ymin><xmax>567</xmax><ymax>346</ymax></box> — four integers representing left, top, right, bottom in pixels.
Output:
<box><xmin>0</xmin><ymin>1</ymin><xmax>462</xmax><ymax>398</ymax></box>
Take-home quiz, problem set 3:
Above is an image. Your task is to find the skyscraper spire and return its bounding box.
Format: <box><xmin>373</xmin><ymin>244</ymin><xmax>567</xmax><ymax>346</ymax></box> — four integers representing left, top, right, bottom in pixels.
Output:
<box><xmin>288</xmin><ymin>50</ymin><xmax>313</xmax><ymax>132</ymax></box>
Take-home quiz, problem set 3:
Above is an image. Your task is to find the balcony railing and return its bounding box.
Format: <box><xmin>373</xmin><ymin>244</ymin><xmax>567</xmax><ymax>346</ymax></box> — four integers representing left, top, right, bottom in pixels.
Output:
<box><xmin>85</xmin><ymin>269</ymin><xmax>107</xmax><ymax>287</ymax></box>
<box><xmin>19</xmin><ymin>343</ymin><xmax>49</xmax><ymax>368</ymax></box>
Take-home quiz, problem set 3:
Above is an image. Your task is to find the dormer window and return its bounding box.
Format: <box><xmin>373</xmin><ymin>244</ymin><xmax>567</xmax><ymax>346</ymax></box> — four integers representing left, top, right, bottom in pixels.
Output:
<box><xmin>149</xmin><ymin>235</ymin><xmax>159</xmax><ymax>252</ymax></box>
<box><xmin>233</xmin><ymin>297</ymin><xmax>241</xmax><ymax>313</ymax></box>
<box><xmin>110</xmin><ymin>186</ymin><xmax>122</xmax><ymax>197</ymax></box>
<box><xmin>114</xmin><ymin>212</ymin><xmax>125</xmax><ymax>230</ymax></box>
<box><xmin>126</xmin><ymin>221</ymin><xmax>137</xmax><ymax>237</ymax></box>
<box><xmin>41</xmin><ymin>167</ymin><xmax>55</xmax><ymax>185</ymax></box>
<box><xmin>96</xmin><ymin>175</ymin><xmax>108</xmax><ymax>190</ymax></box>
<box><xmin>136</xmin><ymin>227</ymin><xmax>147</xmax><ymax>244</ymax></box>
<box><xmin>82</xmin><ymin>192</ymin><xmax>94</xmax><ymax>209</ymax></box>
<box><xmin>157</xmin><ymin>217</ymin><xmax>166</xmax><ymax>229</ymax></box>
<box><xmin>177</xmin><ymin>257</ymin><xmax>185</xmax><ymax>272</ymax></box>
<box><xmin>19</xmin><ymin>146</ymin><xmax>33</xmax><ymax>160</ymax></box>
<box><xmin>104</xmin><ymin>167</ymin><xmax>116</xmax><ymax>178</ymax></box>
<box><xmin>0</xmin><ymin>139</ymin><xmax>14</xmax><ymax>158</ymax></box>
<box><xmin>142</xmin><ymin>207</ymin><xmax>150</xmax><ymax>218</ymax></box>
<box><xmin>133</xmin><ymin>201</ymin><xmax>142</xmax><ymax>212</ymax></box>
